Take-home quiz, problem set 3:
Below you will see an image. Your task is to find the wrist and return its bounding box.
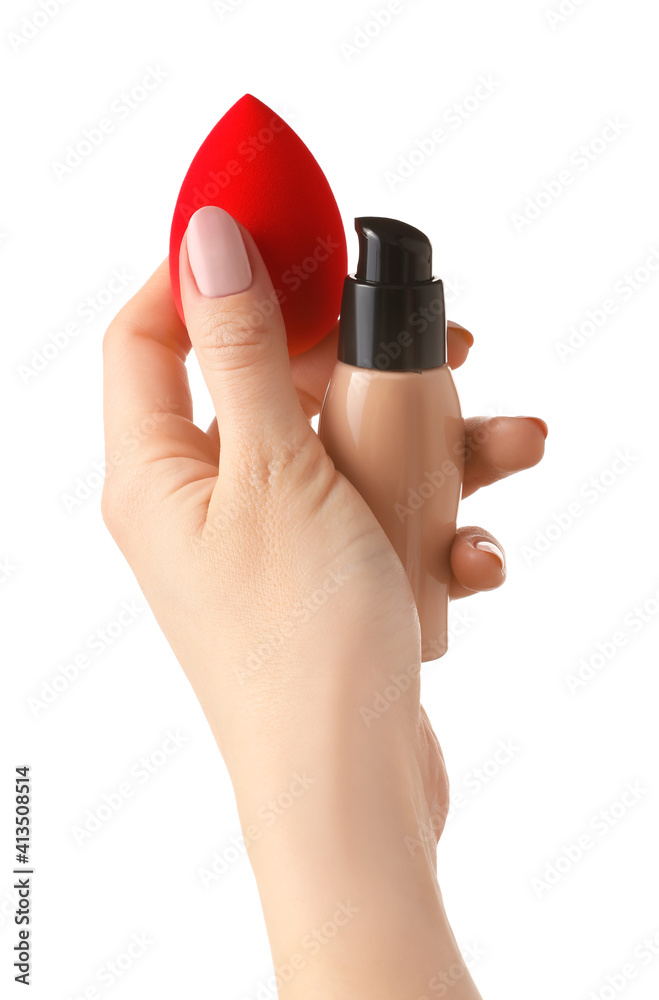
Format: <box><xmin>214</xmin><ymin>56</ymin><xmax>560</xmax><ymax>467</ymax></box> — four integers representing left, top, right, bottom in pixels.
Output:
<box><xmin>232</xmin><ymin>729</ymin><xmax>478</xmax><ymax>998</ymax></box>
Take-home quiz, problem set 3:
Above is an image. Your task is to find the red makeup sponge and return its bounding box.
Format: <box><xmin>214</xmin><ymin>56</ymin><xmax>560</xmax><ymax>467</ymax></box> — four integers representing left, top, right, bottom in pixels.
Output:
<box><xmin>169</xmin><ymin>94</ymin><xmax>347</xmax><ymax>356</ymax></box>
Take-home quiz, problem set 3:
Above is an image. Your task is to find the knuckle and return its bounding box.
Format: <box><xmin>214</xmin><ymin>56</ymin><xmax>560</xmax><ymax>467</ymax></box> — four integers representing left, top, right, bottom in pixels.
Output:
<box><xmin>195</xmin><ymin>302</ymin><xmax>273</xmax><ymax>370</ymax></box>
<box><xmin>234</xmin><ymin>430</ymin><xmax>337</xmax><ymax>508</ymax></box>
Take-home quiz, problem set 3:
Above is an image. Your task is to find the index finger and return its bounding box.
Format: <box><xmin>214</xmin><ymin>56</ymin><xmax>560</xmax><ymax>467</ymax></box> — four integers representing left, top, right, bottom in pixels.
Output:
<box><xmin>102</xmin><ymin>257</ymin><xmax>193</xmax><ymax>462</ymax></box>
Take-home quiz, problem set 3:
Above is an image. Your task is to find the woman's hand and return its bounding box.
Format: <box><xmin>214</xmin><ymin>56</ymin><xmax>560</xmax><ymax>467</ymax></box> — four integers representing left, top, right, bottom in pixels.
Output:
<box><xmin>101</xmin><ymin>206</ymin><xmax>546</xmax><ymax>998</ymax></box>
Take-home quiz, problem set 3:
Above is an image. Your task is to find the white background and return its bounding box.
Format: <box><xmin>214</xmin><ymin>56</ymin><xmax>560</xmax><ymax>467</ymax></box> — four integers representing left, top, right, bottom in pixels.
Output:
<box><xmin>2</xmin><ymin>0</ymin><xmax>658</xmax><ymax>998</ymax></box>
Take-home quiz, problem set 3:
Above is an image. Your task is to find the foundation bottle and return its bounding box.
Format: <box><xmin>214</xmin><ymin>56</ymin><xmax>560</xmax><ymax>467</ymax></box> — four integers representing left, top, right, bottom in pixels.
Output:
<box><xmin>318</xmin><ymin>217</ymin><xmax>464</xmax><ymax>661</ymax></box>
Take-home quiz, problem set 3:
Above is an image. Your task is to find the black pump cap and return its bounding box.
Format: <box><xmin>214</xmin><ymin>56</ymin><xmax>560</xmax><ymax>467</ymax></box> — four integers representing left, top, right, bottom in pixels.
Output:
<box><xmin>337</xmin><ymin>217</ymin><xmax>446</xmax><ymax>372</ymax></box>
<box><xmin>355</xmin><ymin>217</ymin><xmax>433</xmax><ymax>284</ymax></box>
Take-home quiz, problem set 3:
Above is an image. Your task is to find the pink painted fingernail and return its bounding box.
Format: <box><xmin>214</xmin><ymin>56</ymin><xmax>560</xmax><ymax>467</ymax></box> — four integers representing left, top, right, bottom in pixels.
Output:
<box><xmin>474</xmin><ymin>539</ymin><xmax>505</xmax><ymax>569</ymax></box>
<box><xmin>186</xmin><ymin>205</ymin><xmax>252</xmax><ymax>298</ymax></box>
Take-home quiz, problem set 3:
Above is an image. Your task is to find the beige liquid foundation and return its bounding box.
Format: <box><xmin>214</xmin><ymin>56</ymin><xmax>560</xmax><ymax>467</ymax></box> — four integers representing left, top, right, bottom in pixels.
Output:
<box><xmin>318</xmin><ymin>218</ymin><xmax>464</xmax><ymax>661</ymax></box>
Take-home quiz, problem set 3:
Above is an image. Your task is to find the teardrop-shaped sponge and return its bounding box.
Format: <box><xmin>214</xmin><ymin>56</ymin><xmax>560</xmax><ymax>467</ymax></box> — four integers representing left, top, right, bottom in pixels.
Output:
<box><xmin>169</xmin><ymin>94</ymin><xmax>347</xmax><ymax>356</ymax></box>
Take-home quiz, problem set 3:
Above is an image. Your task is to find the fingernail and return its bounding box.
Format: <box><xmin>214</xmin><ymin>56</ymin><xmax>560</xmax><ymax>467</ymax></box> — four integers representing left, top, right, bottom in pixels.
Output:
<box><xmin>474</xmin><ymin>539</ymin><xmax>505</xmax><ymax>569</ymax></box>
<box><xmin>521</xmin><ymin>416</ymin><xmax>548</xmax><ymax>439</ymax></box>
<box><xmin>448</xmin><ymin>321</ymin><xmax>474</xmax><ymax>347</ymax></box>
<box><xmin>186</xmin><ymin>205</ymin><xmax>252</xmax><ymax>298</ymax></box>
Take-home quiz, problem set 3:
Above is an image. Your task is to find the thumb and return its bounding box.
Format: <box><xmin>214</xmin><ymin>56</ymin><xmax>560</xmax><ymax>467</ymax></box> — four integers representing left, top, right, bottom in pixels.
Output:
<box><xmin>179</xmin><ymin>205</ymin><xmax>310</xmax><ymax>464</ymax></box>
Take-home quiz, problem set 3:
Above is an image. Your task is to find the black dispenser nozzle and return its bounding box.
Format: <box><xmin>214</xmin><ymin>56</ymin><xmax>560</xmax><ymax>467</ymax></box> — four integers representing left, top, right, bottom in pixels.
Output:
<box><xmin>338</xmin><ymin>217</ymin><xmax>446</xmax><ymax>372</ymax></box>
